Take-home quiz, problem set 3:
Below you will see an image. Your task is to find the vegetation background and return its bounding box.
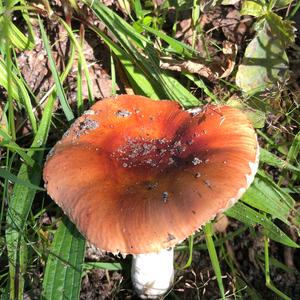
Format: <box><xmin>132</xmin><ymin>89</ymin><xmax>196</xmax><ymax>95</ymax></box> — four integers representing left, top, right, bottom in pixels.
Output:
<box><xmin>0</xmin><ymin>0</ymin><xmax>299</xmax><ymax>299</ymax></box>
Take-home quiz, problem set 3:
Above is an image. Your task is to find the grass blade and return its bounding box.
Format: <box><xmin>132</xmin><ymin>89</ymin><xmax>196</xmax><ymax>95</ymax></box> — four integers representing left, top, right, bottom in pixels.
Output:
<box><xmin>226</xmin><ymin>202</ymin><xmax>299</xmax><ymax>248</ymax></box>
<box><xmin>204</xmin><ymin>222</ymin><xmax>225</xmax><ymax>300</ymax></box>
<box><xmin>242</xmin><ymin>174</ymin><xmax>294</xmax><ymax>224</ymax></box>
<box><xmin>141</xmin><ymin>24</ymin><xmax>199</xmax><ymax>58</ymax></box>
<box><xmin>0</xmin><ymin>129</ymin><xmax>36</xmax><ymax>167</ymax></box>
<box><xmin>264</xmin><ymin>236</ymin><xmax>291</xmax><ymax>300</ymax></box>
<box><xmin>260</xmin><ymin>148</ymin><xmax>300</xmax><ymax>174</ymax></box>
<box><xmin>38</xmin><ymin>18</ymin><xmax>74</xmax><ymax>122</ymax></box>
<box><xmin>0</xmin><ymin>57</ymin><xmax>38</xmax><ymax>134</ymax></box>
<box><xmin>8</xmin><ymin>22</ymin><xmax>34</xmax><ymax>51</ymax></box>
<box><xmin>59</xmin><ymin>18</ymin><xmax>94</xmax><ymax>104</ymax></box>
<box><xmin>86</xmin><ymin>1</ymin><xmax>200</xmax><ymax>107</ymax></box>
<box><xmin>287</xmin><ymin>131</ymin><xmax>300</xmax><ymax>167</ymax></box>
<box><xmin>83</xmin><ymin>262</ymin><xmax>122</xmax><ymax>271</ymax></box>
<box><xmin>5</xmin><ymin>95</ymin><xmax>55</xmax><ymax>300</ymax></box>
<box><xmin>0</xmin><ymin>58</ymin><xmax>20</xmax><ymax>100</ymax></box>
<box><xmin>90</xmin><ymin>24</ymin><xmax>160</xmax><ymax>99</ymax></box>
<box><xmin>0</xmin><ymin>168</ymin><xmax>44</xmax><ymax>191</ymax></box>
<box><xmin>41</xmin><ymin>217</ymin><xmax>86</xmax><ymax>300</ymax></box>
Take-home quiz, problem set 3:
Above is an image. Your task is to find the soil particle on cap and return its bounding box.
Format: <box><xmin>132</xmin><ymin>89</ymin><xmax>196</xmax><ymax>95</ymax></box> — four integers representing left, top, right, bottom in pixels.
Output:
<box><xmin>80</xmin><ymin>118</ymin><xmax>99</xmax><ymax>131</ymax></box>
<box><xmin>145</xmin><ymin>181</ymin><xmax>158</xmax><ymax>190</ymax></box>
<box><xmin>83</xmin><ymin>109</ymin><xmax>96</xmax><ymax>115</ymax></box>
<box><xmin>168</xmin><ymin>157</ymin><xmax>175</xmax><ymax>165</ymax></box>
<box><xmin>75</xmin><ymin>118</ymin><xmax>99</xmax><ymax>138</ymax></box>
<box><xmin>189</xmin><ymin>107</ymin><xmax>202</xmax><ymax>116</ymax></box>
<box><xmin>116</xmin><ymin>109</ymin><xmax>132</xmax><ymax>117</ymax></box>
<box><xmin>192</xmin><ymin>157</ymin><xmax>202</xmax><ymax>165</ymax></box>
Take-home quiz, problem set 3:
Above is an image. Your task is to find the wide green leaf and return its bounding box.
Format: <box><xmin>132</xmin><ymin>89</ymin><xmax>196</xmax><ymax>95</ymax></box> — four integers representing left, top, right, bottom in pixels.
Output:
<box><xmin>259</xmin><ymin>148</ymin><xmax>300</xmax><ymax>174</ymax></box>
<box><xmin>236</xmin><ymin>13</ymin><xmax>295</xmax><ymax>95</ymax></box>
<box><xmin>242</xmin><ymin>174</ymin><xmax>294</xmax><ymax>224</ymax></box>
<box><xmin>5</xmin><ymin>96</ymin><xmax>55</xmax><ymax>300</ymax></box>
<box><xmin>241</xmin><ymin>0</ymin><xmax>267</xmax><ymax>17</ymax></box>
<box><xmin>287</xmin><ymin>131</ymin><xmax>300</xmax><ymax>167</ymax></box>
<box><xmin>226</xmin><ymin>202</ymin><xmax>298</xmax><ymax>248</ymax></box>
<box><xmin>41</xmin><ymin>218</ymin><xmax>86</xmax><ymax>300</ymax></box>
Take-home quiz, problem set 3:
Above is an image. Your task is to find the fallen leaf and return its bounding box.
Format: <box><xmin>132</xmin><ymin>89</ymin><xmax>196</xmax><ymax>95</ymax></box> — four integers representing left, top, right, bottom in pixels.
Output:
<box><xmin>236</xmin><ymin>13</ymin><xmax>295</xmax><ymax>95</ymax></box>
<box><xmin>160</xmin><ymin>41</ymin><xmax>237</xmax><ymax>81</ymax></box>
<box><xmin>213</xmin><ymin>213</ymin><xmax>229</xmax><ymax>233</ymax></box>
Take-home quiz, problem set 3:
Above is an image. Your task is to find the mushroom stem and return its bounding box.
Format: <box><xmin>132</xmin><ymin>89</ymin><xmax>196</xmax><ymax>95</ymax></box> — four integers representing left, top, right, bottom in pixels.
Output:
<box><xmin>131</xmin><ymin>248</ymin><xmax>174</xmax><ymax>299</ymax></box>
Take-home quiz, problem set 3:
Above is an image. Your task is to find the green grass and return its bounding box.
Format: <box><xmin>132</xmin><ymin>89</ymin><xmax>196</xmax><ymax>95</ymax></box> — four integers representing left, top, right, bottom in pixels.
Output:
<box><xmin>0</xmin><ymin>0</ymin><xmax>299</xmax><ymax>299</ymax></box>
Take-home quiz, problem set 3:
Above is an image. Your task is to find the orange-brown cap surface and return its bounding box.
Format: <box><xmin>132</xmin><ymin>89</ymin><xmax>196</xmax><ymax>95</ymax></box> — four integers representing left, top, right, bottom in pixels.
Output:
<box><xmin>43</xmin><ymin>95</ymin><xmax>259</xmax><ymax>254</ymax></box>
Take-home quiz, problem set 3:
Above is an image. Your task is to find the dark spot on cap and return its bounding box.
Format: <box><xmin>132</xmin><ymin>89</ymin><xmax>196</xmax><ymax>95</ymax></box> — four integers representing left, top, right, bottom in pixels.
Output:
<box><xmin>162</xmin><ymin>192</ymin><xmax>169</xmax><ymax>203</ymax></box>
<box><xmin>194</xmin><ymin>172</ymin><xmax>201</xmax><ymax>178</ymax></box>
<box><xmin>167</xmin><ymin>233</ymin><xmax>176</xmax><ymax>241</ymax></box>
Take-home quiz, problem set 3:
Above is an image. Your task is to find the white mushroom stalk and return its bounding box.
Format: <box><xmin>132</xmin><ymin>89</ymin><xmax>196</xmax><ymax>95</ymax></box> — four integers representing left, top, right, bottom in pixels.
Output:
<box><xmin>131</xmin><ymin>248</ymin><xmax>174</xmax><ymax>299</ymax></box>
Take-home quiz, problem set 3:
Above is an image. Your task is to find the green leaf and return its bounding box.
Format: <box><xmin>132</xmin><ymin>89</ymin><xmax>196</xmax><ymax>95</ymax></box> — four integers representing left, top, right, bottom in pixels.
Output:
<box><xmin>0</xmin><ymin>58</ymin><xmax>20</xmax><ymax>100</ymax></box>
<box><xmin>260</xmin><ymin>148</ymin><xmax>300</xmax><ymax>174</ymax></box>
<box><xmin>91</xmin><ymin>25</ymin><xmax>160</xmax><ymax>99</ymax></box>
<box><xmin>5</xmin><ymin>95</ymin><xmax>55</xmax><ymax>300</ymax></box>
<box><xmin>242</xmin><ymin>174</ymin><xmax>294</xmax><ymax>224</ymax></box>
<box><xmin>142</xmin><ymin>24</ymin><xmax>199</xmax><ymax>58</ymax></box>
<box><xmin>8</xmin><ymin>22</ymin><xmax>34</xmax><ymax>50</ymax></box>
<box><xmin>287</xmin><ymin>131</ymin><xmax>300</xmax><ymax>167</ymax></box>
<box><xmin>204</xmin><ymin>223</ymin><xmax>225</xmax><ymax>299</ymax></box>
<box><xmin>226</xmin><ymin>202</ymin><xmax>299</xmax><ymax>248</ymax></box>
<box><xmin>38</xmin><ymin>18</ymin><xmax>74</xmax><ymax>122</ymax></box>
<box><xmin>87</xmin><ymin>0</ymin><xmax>200</xmax><ymax>108</ymax></box>
<box><xmin>226</xmin><ymin>98</ymin><xmax>266</xmax><ymax>128</ymax></box>
<box><xmin>0</xmin><ymin>56</ymin><xmax>38</xmax><ymax>133</ymax></box>
<box><xmin>59</xmin><ymin>18</ymin><xmax>94</xmax><ymax>104</ymax></box>
<box><xmin>241</xmin><ymin>0</ymin><xmax>267</xmax><ymax>17</ymax></box>
<box><xmin>0</xmin><ymin>129</ymin><xmax>36</xmax><ymax>167</ymax></box>
<box><xmin>83</xmin><ymin>262</ymin><xmax>123</xmax><ymax>271</ymax></box>
<box><xmin>265</xmin><ymin>12</ymin><xmax>295</xmax><ymax>47</ymax></box>
<box><xmin>236</xmin><ymin>16</ymin><xmax>290</xmax><ymax>95</ymax></box>
<box><xmin>184</xmin><ymin>73</ymin><xmax>218</xmax><ymax>103</ymax></box>
<box><xmin>42</xmin><ymin>218</ymin><xmax>86</xmax><ymax>300</ymax></box>
<box><xmin>0</xmin><ymin>168</ymin><xmax>44</xmax><ymax>191</ymax></box>
<box><xmin>274</xmin><ymin>0</ymin><xmax>293</xmax><ymax>7</ymax></box>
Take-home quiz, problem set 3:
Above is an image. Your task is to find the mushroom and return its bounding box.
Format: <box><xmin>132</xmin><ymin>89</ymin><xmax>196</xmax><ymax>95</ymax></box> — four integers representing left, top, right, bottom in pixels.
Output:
<box><xmin>43</xmin><ymin>95</ymin><xmax>259</xmax><ymax>299</ymax></box>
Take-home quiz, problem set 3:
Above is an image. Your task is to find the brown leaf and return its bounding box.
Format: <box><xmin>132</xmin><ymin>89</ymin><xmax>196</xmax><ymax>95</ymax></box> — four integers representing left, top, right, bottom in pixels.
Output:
<box><xmin>160</xmin><ymin>41</ymin><xmax>237</xmax><ymax>81</ymax></box>
<box><xmin>213</xmin><ymin>213</ymin><xmax>229</xmax><ymax>233</ymax></box>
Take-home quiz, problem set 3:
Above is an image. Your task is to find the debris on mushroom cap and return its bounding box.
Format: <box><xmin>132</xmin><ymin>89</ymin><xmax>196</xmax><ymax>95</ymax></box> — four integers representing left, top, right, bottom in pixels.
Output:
<box><xmin>43</xmin><ymin>95</ymin><xmax>259</xmax><ymax>254</ymax></box>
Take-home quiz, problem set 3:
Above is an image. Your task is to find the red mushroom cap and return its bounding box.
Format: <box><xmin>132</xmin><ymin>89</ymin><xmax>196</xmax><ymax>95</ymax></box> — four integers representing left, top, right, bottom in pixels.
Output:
<box><xmin>43</xmin><ymin>95</ymin><xmax>259</xmax><ymax>254</ymax></box>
